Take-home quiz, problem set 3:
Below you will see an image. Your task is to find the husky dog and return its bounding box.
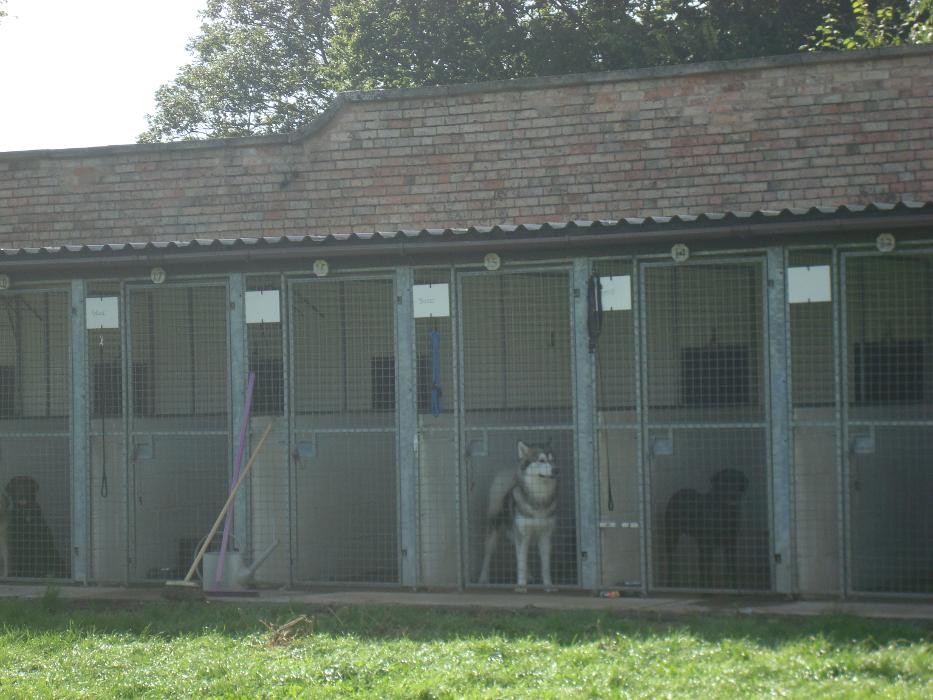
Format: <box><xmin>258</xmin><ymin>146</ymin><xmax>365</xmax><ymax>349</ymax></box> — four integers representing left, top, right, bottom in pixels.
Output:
<box><xmin>663</xmin><ymin>468</ymin><xmax>749</xmax><ymax>587</ymax></box>
<box><xmin>478</xmin><ymin>441</ymin><xmax>559</xmax><ymax>592</ymax></box>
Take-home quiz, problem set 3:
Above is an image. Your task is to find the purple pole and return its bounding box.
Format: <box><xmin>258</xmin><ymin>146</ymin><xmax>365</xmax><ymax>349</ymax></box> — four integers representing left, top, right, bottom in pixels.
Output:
<box><xmin>215</xmin><ymin>371</ymin><xmax>256</xmax><ymax>584</ymax></box>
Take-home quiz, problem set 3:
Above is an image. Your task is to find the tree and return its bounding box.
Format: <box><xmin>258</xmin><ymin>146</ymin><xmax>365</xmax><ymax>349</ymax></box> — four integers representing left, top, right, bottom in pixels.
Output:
<box><xmin>142</xmin><ymin>0</ymin><xmax>855</xmax><ymax>142</ymax></box>
<box><xmin>330</xmin><ymin>1</ymin><xmax>856</xmax><ymax>89</ymax></box>
<box><xmin>804</xmin><ymin>0</ymin><xmax>932</xmax><ymax>50</ymax></box>
<box><xmin>140</xmin><ymin>0</ymin><xmax>335</xmax><ymax>142</ymax></box>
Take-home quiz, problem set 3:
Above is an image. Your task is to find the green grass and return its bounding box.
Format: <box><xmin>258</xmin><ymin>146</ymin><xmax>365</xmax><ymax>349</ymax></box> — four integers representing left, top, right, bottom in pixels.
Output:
<box><xmin>0</xmin><ymin>598</ymin><xmax>930</xmax><ymax>698</ymax></box>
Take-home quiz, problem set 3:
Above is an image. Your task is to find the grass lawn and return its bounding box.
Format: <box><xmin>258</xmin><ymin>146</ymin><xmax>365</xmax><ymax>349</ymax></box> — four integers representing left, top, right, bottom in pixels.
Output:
<box><xmin>0</xmin><ymin>593</ymin><xmax>930</xmax><ymax>698</ymax></box>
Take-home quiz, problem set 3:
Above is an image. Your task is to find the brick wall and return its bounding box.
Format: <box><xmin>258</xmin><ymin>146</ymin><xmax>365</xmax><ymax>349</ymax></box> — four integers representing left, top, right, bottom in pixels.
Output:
<box><xmin>1</xmin><ymin>47</ymin><xmax>931</xmax><ymax>249</ymax></box>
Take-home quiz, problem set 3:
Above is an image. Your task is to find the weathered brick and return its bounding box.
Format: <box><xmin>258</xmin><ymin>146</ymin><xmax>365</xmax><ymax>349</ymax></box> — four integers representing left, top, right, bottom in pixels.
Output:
<box><xmin>1</xmin><ymin>49</ymin><xmax>932</xmax><ymax>245</ymax></box>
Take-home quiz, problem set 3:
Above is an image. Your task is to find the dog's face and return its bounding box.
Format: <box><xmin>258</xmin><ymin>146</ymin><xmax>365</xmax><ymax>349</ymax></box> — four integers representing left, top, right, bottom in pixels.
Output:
<box><xmin>5</xmin><ymin>476</ymin><xmax>39</xmax><ymax>509</ymax></box>
<box><xmin>709</xmin><ymin>468</ymin><xmax>748</xmax><ymax>502</ymax></box>
<box><xmin>517</xmin><ymin>441</ymin><xmax>558</xmax><ymax>480</ymax></box>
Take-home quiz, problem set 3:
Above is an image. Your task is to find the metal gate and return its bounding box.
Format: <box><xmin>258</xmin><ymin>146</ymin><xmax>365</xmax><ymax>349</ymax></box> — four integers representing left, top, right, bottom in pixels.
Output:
<box><xmin>127</xmin><ymin>284</ymin><xmax>230</xmax><ymax>581</ymax></box>
<box><xmin>642</xmin><ymin>259</ymin><xmax>771</xmax><ymax>590</ymax></box>
<box><xmin>842</xmin><ymin>252</ymin><xmax>933</xmax><ymax>594</ymax></box>
<box><xmin>289</xmin><ymin>277</ymin><xmax>399</xmax><ymax>584</ymax></box>
<box><xmin>0</xmin><ymin>288</ymin><xmax>71</xmax><ymax>579</ymax></box>
<box><xmin>459</xmin><ymin>269</ymin><xmax>578</xmax><ymax>589</ymax></box>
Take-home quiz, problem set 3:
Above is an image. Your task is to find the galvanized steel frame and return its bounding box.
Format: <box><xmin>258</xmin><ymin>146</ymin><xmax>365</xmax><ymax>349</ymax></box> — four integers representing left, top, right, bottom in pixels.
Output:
<box><xmin>454</xmin><ymin>263</ymin><xmax>583</xmax><ymax>590</ymax></box>
<box><xmin>838</xmin><ymin>247</ymin><xmax>933</xmax><ymax>598</ymax></box>
<box><xmin>285</xmin><ymin>271</ymin><xmax>402</xmax><ymax>587</ymax></box>
<box><xmin>17</xmin><ymin>236</ymin><xmax>933</xmax><ymax>596</ymax></box>
<box><xmin>70</xmin><ymin>280</ymin><xmax>90</xmax><ymax>583</ymax></box>
<box><xmin>0</xmin><ymin>284</ymin><xmax>75</xmax><ymax>582</ymax></box>
<box><xmin>123</xmin><ymin>277</ymin><xmax>232</xmax><ymax>583</ymax></box>
<box><xmin>637</xmin><ymin>253</ymin><xmax>776</xmax><ymax>593</ymax></box>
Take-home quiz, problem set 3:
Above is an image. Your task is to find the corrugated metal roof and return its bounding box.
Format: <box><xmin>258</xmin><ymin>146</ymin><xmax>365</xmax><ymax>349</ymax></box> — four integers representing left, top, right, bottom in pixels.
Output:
<box><xmin>1</xmin><ymin>202</ymin><xmax>931</xmax><ymax>263</ymax></box>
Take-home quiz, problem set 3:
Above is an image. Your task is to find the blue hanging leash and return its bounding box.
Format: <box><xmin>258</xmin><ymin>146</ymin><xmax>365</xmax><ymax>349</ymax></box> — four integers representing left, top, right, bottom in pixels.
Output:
<box><xmin>430</xmin><ymin>328</ymin><xmax>442</xmax><ymax>416</ymax></box>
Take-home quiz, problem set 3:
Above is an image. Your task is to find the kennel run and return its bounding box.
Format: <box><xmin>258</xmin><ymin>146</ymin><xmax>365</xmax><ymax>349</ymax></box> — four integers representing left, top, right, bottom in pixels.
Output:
<box><xmin>0</xmin><ymin>205</ymin><xmax>931</xmax><ymax>597</ymax></box>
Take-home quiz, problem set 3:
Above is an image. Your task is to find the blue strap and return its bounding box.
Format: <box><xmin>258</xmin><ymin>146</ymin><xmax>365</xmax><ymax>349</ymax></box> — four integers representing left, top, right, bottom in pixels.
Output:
<box><xmin>430</xmin><ymin>328</ymin><xmax>442</xmax><ymax>416</ymax></box>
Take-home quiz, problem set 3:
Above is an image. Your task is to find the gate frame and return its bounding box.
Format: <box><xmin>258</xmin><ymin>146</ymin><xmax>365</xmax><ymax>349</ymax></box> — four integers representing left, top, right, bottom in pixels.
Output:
<box><xmin>123</xmin><ymin>277</ymin><xmax>232</xmax><ymax>583</ymax></box>
<box><xmin>838</xmin><ymin>245</ymin><xmax>933</xmax><ymax>597</ymax></box>
<box><xmin>635</xmin><ymin>252</ymin><xmax>779</xmax><ymax>593</ymax></box>
<box><xmin>454</xmin><ymin>262</ymin><xmax>585</xmax><ymax>590</ymax></box>
<box><xmin>0</xmin><ymin>282</ymin><xmax>76</xmax><ymax>582</ymax></box>
<box><xmin>285</xmin><ymin>270</ymin><xmax>403</xmax><ymax>587</ymax></box>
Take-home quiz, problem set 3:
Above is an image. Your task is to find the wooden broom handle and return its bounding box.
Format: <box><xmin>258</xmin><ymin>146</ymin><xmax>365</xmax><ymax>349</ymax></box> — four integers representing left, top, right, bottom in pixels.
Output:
<box><xmin>183</xmin><ymin>423</ymin><xmax>274</xmax><ymax>583</ymax></box>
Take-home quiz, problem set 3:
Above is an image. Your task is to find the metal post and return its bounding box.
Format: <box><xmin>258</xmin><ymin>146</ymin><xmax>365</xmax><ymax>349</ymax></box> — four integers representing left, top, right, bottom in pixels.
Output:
<box><xmin>766</xmin><ymin>248</ymin><xmax>793</xmax><ymax>594</ymax></box>
<box><xmin>835</xmin><ymin>250</ymin><xmax>850</xmax><ymax>597</ymax></box>
<box><xmin>395</xmin><ymin>266</ymin><xmax>418</xmax><ymax>587</ymax></box>
<box><xmin>228</xmin><ymin>274</ymin><xmax>249</xmax><ymax>555</ymax></box>
<box><xmin>633</xmin><ymin>259</ymin><xmax>649</xmax><ymax>595</ymax></box>
<box><xmin>572</xmin><ymin>259</ymin><xmax>599</xmax><ymax>590</ymax></box>
<box><xmin>70</xmin><ymin>279</ymin><xmax>90</xmax><ymax>583</ymax></box>
<box><xmin>284</xmin><ymin>278</ymin><xmax>297</xmax><ymax>587</ymax></box>
<box><xmin>122</xmin><ymin>284</ymin><xmax>133</xmax><ymax>583</ymax></box>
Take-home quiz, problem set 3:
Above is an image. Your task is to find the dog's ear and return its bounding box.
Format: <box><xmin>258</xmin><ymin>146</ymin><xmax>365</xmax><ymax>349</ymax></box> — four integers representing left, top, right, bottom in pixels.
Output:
<box><xmin>517</xmin><ymin>441</ymin><xmax>530</xmax><ymax>462</ymax></box>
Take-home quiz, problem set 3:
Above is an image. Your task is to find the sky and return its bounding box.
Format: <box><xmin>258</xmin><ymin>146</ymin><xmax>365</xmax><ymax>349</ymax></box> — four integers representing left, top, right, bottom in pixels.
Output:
<box><xmin>0</xmin><ymin>0</ymin><xmax>204</xmax><ymax>152</ymax></box>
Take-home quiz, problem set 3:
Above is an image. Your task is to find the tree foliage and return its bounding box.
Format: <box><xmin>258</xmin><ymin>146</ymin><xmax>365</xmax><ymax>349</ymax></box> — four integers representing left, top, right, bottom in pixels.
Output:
<box><xmin>141</xmin><ymin>0</ymin><xmax>855</xmax><ymax>142</ymax></box>
<box><xmin>803</xmin><ymin>0</ymin><xmax>932</xmax><ymax>50</ymax></box>
<box><xmin>141</xmin><ymin>0</ymin><xmax>335</xmax><ymax>141</ymax></box>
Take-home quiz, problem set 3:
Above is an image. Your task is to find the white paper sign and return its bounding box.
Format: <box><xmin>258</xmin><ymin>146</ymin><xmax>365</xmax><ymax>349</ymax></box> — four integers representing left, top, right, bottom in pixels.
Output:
<box><xmin>413</xmin><ymin>284</ymin><xmax>450</xmax><ymax>318</ymax></box>
<box><xmin>246</xmin><ymin>290</ymin><xmax>281</xmax><ymax>323</ymax></box>
<box><xmin>85</xmin><ymin>297</ymin><xmax>119</xmax><ymax>329</ymax></box>
<box><xmin>600</xmin><ymin>275</ymin><xmax>632</xmax><ymax>311</ymax></box>
<box><xmin>787</xmin><ymin>266</ymin><xmax>831</xmax><ymax>304</ymax></box>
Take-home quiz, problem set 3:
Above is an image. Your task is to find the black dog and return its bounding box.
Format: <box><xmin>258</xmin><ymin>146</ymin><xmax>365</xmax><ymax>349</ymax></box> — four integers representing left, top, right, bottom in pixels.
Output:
<box><xmin>663</xmin><ymin>468</ymin><xmax>749</xmax><ymax>588</ymax></box>
<box><xmin>5</xmin><ymin>476</ymin><xmax>67</xmax><ymax>578</ymax></box>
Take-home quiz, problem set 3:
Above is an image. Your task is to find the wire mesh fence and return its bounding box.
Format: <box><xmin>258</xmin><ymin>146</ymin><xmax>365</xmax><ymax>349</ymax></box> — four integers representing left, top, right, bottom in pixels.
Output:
<box><xmin>0</xmin><ymin>291</ymin><xmax>71</xmax><ymax>578</ymax></box>
<box><xmin>460</xmin><ymin>270</ymin><xmax>577</xmax><ymax>589</ymax></box>
<box><xmin>290</xmin><ymin>277</ymin><xmax>399</xmax><ymax>584</ymax></box>
<box><xmin>0</xmin><ymin>289</ymin><xmax>71</xmax><ymax>580</ymax></box>
<box><xmin>1</xmin><ymin>245</ymin><xmax>929</xmax><ymax>597</ymax></box>
<box><xmin>843</xmin><ymin>253</ymin><xmax>933</xmax><ymax>594</ymax></box>
<box><xmin>127</xmin><ymin>285</ymin><xmax>229</xmax><ymax>581</ymax></box>
<box><xmin>642</xmin><ymin>261</ymin><xmax>771</xmax><ymax>591</ymax></box>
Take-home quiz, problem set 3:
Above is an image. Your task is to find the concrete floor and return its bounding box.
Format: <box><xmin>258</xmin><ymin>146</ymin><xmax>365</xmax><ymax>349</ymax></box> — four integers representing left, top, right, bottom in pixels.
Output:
<box><xmin>1</xmin><ymin>584</ymin><xmax>931</xmax><ymax>622</ymax></box>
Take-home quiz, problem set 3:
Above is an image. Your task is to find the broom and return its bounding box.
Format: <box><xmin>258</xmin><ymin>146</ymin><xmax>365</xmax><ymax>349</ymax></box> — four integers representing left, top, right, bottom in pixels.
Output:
<box><xmin>164</xmin><ymin>423</ymin><xmax>273</xmax><ymax>600</ymax></box>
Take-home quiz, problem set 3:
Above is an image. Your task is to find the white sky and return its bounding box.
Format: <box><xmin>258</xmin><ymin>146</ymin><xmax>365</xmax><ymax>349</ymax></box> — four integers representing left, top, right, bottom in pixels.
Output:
<box><xmin>0</xmin><ymin>0</ymin><xmax>204</xmax><ymax>152</ymax></box>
